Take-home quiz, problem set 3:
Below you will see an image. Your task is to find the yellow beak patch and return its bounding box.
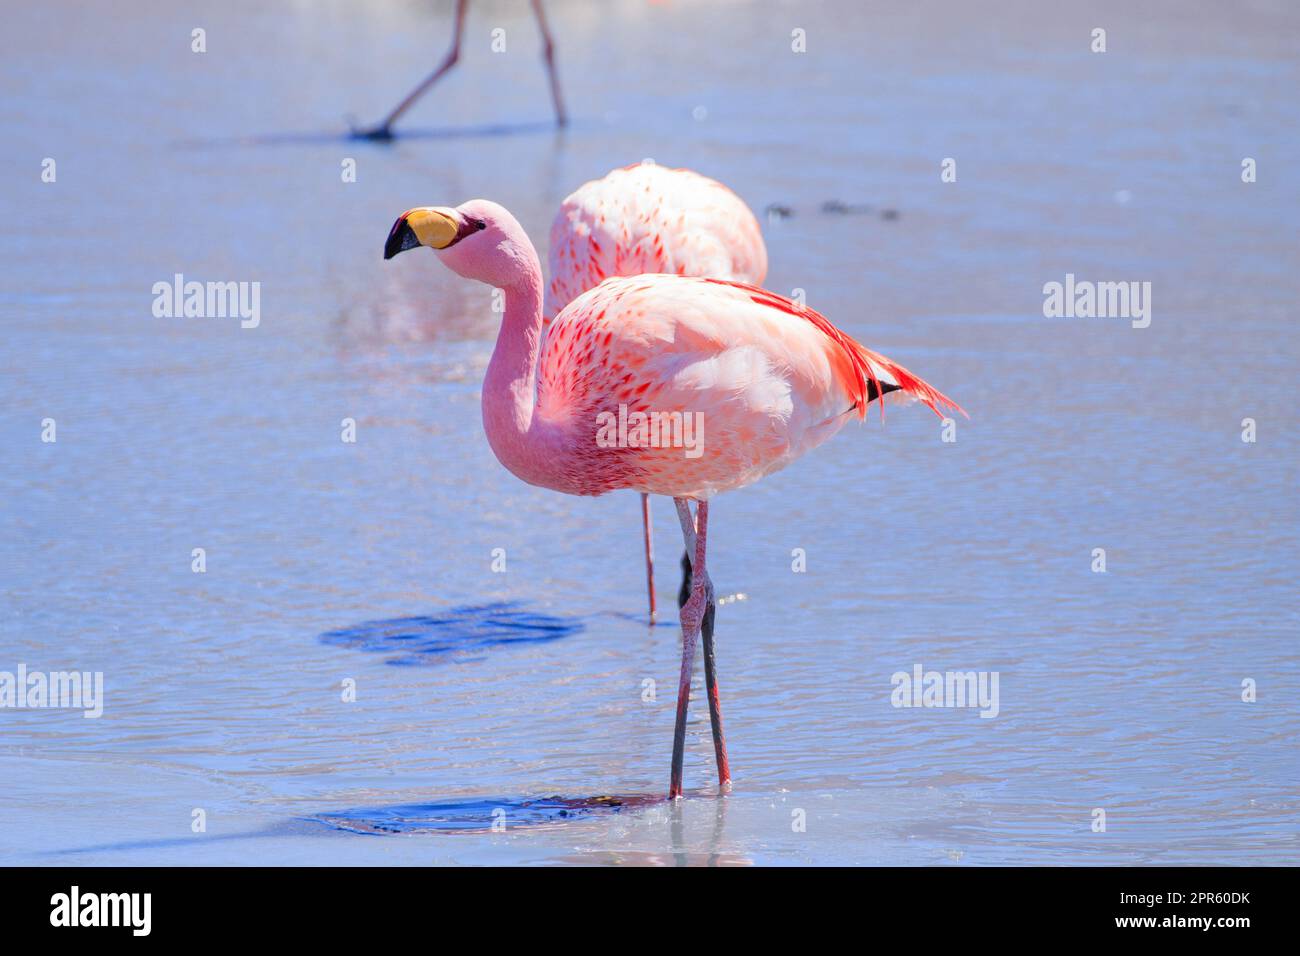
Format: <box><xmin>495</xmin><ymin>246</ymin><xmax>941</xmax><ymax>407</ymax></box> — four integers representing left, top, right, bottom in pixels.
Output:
<box><xmin>406</xmin><ymin>207</ymin><xmax>460</xmax><ymax>249</ymax></box>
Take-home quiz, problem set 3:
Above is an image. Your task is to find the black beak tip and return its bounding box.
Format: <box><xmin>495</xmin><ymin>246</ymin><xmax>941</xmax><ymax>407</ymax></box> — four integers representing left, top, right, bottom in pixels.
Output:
<box><xmin>384</xmin><ymin>218</ymin><xmax>418</xmax><ymax>261</ymax></box>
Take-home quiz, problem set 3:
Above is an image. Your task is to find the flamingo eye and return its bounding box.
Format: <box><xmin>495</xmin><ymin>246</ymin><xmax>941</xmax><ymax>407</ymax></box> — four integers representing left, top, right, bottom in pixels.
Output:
<box><xmin>472</xmin><ymin>219</ymin><xmax>487</xmax><ymax>231</ymax></box>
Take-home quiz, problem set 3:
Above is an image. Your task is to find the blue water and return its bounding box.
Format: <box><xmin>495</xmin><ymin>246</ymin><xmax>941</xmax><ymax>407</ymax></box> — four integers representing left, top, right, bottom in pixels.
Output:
<box><xmin>1</xmin><ymin>0</ymin><xmax>1297</xmax><ymax>865</ymax></box>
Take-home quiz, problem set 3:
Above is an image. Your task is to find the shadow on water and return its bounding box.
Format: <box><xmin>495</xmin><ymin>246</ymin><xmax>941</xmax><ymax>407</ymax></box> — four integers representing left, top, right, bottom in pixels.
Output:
<box><xmin>44</xmin><ymin>795</ymin><xmax>666</xmax><ymax>857</ymax></box>
<box><xmin>307</xmin><ymin>794</ymin><xmax>664</xmax><ymax>835</ymax></box>
<box><xmin>319</xmin><ymin>600</ymin><xmax>585</xmax><ymax>665</ymax></box>
<box><xmin>173</xmin><ymin>119</ymin><xmax>571</xmax><ymax>150</ymax></box>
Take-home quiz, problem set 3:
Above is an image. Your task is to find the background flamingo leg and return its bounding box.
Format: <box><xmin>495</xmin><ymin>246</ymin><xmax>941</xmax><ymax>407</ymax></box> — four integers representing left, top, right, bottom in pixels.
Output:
<box><xmin>355</xmin><ymin>0</ymin><xmax>469</xmax><ymax>139</ymax></box>
<box><xmin>641</xmin><ymin>493</ymin><xmax>656</xmax><ymax>623</ymax></box>
<box><xmin>529</xmin><ymin>0</ymin><xmax>567</xmax><ymax>125</ymax></box>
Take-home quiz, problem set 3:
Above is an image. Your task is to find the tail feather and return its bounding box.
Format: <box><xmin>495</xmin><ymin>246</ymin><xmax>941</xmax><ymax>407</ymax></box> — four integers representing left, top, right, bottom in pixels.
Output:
<box><xmin>851</xmin><ymin>341</ymin><xmax>967</xmax><ymax>421</ymax></box>
<box><xmin>702</xmin><ymin>278</ymin><xmax>967</xmax><ymax>423</ymax></box>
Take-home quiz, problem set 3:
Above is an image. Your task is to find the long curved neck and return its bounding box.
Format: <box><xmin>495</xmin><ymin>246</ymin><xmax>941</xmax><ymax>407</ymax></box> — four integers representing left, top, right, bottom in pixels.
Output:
<box><xmin>480</xmin><ymin>256</ymin><xmax>553</xmax><ymax>483</ymax></box>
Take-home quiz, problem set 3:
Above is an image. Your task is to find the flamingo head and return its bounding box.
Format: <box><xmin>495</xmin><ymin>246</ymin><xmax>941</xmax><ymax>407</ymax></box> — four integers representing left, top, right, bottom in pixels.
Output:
<box><xmin>384</xmin><ymin>200</ymin><xmax>537</xmax><ymax>289</ymax></box>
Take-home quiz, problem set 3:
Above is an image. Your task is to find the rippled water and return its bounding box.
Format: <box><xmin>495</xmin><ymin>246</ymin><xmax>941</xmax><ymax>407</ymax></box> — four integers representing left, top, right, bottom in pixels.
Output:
<box><xmin>2</xmin><ymin>0</ymin><xmax>1297</xmax><ymax>865</ymax></box>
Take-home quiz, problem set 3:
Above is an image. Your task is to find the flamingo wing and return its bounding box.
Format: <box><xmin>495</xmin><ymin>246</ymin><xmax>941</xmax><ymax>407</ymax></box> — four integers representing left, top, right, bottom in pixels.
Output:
<box><xmin>535</xmin><ymin>275</ymin><xmax>962</xmax><ymax>498</ymax></box>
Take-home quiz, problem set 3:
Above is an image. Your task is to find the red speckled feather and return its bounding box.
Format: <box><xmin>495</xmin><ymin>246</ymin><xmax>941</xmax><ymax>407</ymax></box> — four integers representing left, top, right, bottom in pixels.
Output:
<box><xmin>529</xmin><ymin>275</ymin><xmax>962</xmax><ymax>499</ymax></box>
<box><xmin>544</xmin><ymin>164</ymin><xmax>767</xmax><ymax>321</ymax></box>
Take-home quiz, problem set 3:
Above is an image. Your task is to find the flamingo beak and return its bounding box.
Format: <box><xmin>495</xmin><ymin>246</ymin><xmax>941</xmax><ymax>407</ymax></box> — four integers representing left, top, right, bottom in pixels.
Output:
<box><xmin>384</xmin><ymin>207</ymin><xmax>485</xmax><ymax>259</ymax></box>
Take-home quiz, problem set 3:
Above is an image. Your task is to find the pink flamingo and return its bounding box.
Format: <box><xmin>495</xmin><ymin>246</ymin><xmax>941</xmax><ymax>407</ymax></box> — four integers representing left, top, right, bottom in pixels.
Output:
<box><xmin>355</xmin><ymin>0</ymin><xmax>566</xmax><ymax>140</ymax></box>
<box><xmin>545</xmin><ymin>163</ymin><xmax>768</xmax><ymax>623</ymax></box>
<box><xmin>384</xmin><ymin>201</ymin><xmax>963</xmax><ymax>798</ymax></box>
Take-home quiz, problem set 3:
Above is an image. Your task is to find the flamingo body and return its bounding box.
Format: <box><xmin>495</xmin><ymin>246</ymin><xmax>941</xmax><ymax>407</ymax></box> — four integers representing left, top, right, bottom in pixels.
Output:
<box><xmin>544</xmin><ymin>165</ymin><xmax>768</xmax><ymax>321</ymax></box>
<box><xmin>522</xmin><ymin>274</ymin><xmax>961</xmax><ymax>499</ymax></box>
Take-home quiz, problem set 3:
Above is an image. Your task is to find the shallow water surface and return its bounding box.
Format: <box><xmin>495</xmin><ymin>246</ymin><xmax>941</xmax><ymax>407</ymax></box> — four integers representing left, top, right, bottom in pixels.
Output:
<box><xmin>1</xmin><ymin>0</ymin><xmax>1297</xmax><ymax>865</ymax></box>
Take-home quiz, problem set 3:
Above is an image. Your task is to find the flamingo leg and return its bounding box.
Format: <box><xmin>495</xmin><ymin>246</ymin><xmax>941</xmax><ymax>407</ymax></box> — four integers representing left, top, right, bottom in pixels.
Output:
<box><xmin>356</xmin><ymin>0</ymin><xmax>469</xmax><ymax>140</ymax></box>
<box><xmin>699</xmin><ymin>598</ymin><xmax>731</xmax><ymax>789</ymax></box>
<box><xmin>641</xmin><ymin>493</ymin><xmax>657</xmax><ymax>624</ymax></box>
<box><xmin>669</xmin><ymin>498</ymin><xmax>714</xmax><ymax>799</ymax></box>
<box><xmin>678</xmin><ymin>507</ymin><xmax>729</xmax><ymax>790</ymax></box>
<box><xmin>529</xmin><ymin>0</ymin><xmax>568</xmax><ymax>126</ymax></box>
<box><xmin>678</xmin><ymin>551</ymin><xmax>692</xmax><ymax>610</ymax></box>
